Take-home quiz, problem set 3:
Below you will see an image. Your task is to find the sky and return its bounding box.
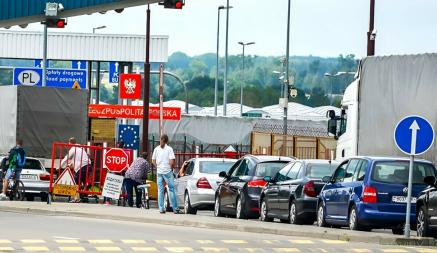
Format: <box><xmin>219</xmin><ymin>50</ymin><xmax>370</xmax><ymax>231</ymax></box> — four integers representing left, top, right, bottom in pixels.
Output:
<box><xmin>5</xmin><ymin>0</ymin><xmax>437</xmax><ymax>58</ymax></box>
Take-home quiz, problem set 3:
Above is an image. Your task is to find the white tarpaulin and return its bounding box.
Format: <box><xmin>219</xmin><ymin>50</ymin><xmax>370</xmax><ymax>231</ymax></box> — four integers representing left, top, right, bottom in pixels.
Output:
<box><xmin>358</xmin><ymin>54</ymin><xmax>437</xmax><ymax>163</ymax></box>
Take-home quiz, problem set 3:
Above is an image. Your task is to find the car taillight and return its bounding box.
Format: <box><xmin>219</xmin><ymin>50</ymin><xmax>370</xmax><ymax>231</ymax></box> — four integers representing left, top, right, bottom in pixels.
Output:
<box><xmin>362</xmin><ymin>186</ymin><xmax>378</xmax><ymax>203</ymax></box>
<box><xmin>197</xmin><ymin>177</ymin><xmax>212</xmax><ymax>189</ymax></box>
<box><xmin>247</xmin><ymin>180</ymin><xmax>268</xmax><ymax>188</ymax></box>
<box><xmin>39</xmin><ymin>174</ymin><xmax>51</xmax><ymax>181</ymax></box>
<box><xmin>303</xmin><ymin>181</ymin><xmax>317</xmax><ymax>197</ymax></box>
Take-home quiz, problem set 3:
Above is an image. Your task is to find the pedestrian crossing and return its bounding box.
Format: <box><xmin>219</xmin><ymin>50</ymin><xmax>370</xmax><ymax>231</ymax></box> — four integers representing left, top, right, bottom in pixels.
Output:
<box><xmin>0</xmin><ymin>239</ymin><xmax>434</xmax><ymax>252</ymax></box>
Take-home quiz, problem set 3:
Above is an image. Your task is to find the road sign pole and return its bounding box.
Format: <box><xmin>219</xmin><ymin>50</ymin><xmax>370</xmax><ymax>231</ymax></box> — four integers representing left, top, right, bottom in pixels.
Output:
<box><xmin>404</xmin><ymin>154</ymin><xmax>414</xmax><ymax>238</ymax></box>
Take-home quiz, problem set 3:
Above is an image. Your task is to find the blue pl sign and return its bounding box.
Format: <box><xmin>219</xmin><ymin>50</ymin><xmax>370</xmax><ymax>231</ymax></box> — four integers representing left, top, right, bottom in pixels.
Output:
<box><xmin>118</xmin><ymin>124</ymin><xmax>140</xmax><ymax>150</ymax></box>
<box><xmin>13</xmin><ymin>68</ymin><xmax>87</xmax><ymax>89</ymax></box>
<box><xmin>109</xmin><ymin>62</ymin><xmax>120</xmax><ymax>84</ymax></box>
<box><xmin>394</xmin><ymin>116</ymin><xmax>435</xmax><ymax>156</ymax></box>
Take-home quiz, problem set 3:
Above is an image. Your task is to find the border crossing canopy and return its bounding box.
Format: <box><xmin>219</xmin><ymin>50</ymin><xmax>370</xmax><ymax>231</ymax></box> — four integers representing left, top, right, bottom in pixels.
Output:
<box><xmin>0</xmin><ymin>0</ymin><xmax>159</xmax><ymax>28</ymax></box>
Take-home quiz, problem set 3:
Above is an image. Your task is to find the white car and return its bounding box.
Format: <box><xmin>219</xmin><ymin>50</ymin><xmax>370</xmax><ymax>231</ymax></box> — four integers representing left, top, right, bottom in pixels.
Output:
<box><xmin>166</xmin><ymin>158</ymin><xmax>237</xmax><ymax>214</ymax></box>
<box><xmin>0</xmin><ymin>156</ymin><xmax>50</xmax><ymax>201</ymax></box>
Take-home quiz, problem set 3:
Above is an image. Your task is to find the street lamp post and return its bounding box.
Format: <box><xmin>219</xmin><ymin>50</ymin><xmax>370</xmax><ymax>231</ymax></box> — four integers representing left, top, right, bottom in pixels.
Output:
<box><xmin>215</xmin><ymin>6</ymin><xmax>232</xmax><ymax>117</ymax></box>
<box><xmin>223</xmin><ymin>0</ymin><xmax>230</xmax><ymax>116</ymax></box>
<box><xmin>283</xmin><ymin>0</ymin><xmax>292</xmax><ymax>136</ymax></box>
<box><xmin>238</xmin><ymin>41</ymin><xmax>255</xmax><ymax>117</ymax></box>
<box><xmin>93</xmin><ymin>25</ymin><xmax>107</xmax><ymax>34</ymax></box>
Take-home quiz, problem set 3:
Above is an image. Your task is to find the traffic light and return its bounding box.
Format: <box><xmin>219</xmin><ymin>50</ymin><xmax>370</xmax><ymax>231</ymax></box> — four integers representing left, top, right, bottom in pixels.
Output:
<box><xmin>160</xmin><ymin>0</ymin><xmax>184</xmax><ymax>9</ymax></box>
<box><xmin>44</xmin><ymin>19</ymin><xmax>67</xmax><ymax>28</ymax></box>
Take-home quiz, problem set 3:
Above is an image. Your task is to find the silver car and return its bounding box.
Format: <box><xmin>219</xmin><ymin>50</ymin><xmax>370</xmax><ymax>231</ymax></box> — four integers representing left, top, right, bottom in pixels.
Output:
<box><xmin>173</xmin><ymin>158</ymin><xmax>237</xmax><ymax>214</ymax></box>
<box><xmin>1</xmin><ymin>156</ymin><xmax>50</xmax><ymax>201</ymax></box>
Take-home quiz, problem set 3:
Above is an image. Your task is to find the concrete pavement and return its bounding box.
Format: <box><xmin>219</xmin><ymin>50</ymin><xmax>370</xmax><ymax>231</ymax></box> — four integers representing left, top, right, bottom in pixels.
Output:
<box><xmin>1</xmin><ymin>211</ymin><xmax>435</xmax><ymax>253</ymax></box>
<box><xmin>0</xmin><ymin>201</ymin><xmax>435</xmax><ymax>247</ymax></box>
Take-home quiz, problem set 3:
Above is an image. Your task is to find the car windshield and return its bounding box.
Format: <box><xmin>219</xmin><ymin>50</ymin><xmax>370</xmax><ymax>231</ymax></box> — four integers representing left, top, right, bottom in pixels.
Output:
<box><xmin>371</xmin><ymin>161</ymin><xmax>436</xmax><ymax>184</ymax></box>
<box><xmin>199</xmin><ymin>161</ymin><xmax>235</xmax><ymax>174</ymax></box>
<box><xmin>306</xmin><ymin>163</ymin><xmax>338</xmax><ymax>179</ymax></box>
<box><xmin>255</xmin><ymin>162</ymin><xmax>287</xmax><ymax>177</ymax></box>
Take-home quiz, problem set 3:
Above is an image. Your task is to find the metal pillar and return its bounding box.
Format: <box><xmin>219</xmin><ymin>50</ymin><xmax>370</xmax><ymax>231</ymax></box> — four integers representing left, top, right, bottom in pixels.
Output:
<box><xmin>42</xmin><ymin>23</ymin><xmax>48</xmax><ymax>87</ymax></box>
<box><xmin>367</xmin><ymin>0</ymin><xmax>376</xmax><ymax>56</ymax></box>
<box><xmin>215</xmin><ymin>7</ymin><xmax>222</xmax><ymax>117</ymax></box>
<box><xmin>223</xmin><ymin>0</ymin><xmax>230</xmax><ymax>116</ymax></box>
<box><xmin>284</xmin><ymin>0</ymin><xmax>292</xmax><ymax>136</ymax></box>
<box><xmin>142</xmin><ymin>5</ymin><xmax>151</xmax><ymax>155</ymax></box>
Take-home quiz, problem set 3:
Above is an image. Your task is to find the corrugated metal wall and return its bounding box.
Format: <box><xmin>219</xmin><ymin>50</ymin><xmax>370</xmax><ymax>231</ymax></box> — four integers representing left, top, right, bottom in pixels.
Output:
<box><xmin>0</xmin><ymin>31</ymin><xmax>168</xmax><ymax>62</ymax></box>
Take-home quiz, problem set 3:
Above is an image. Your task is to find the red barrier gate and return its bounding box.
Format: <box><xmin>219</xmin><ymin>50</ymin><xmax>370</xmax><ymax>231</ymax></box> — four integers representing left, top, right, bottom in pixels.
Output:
<box><xmin>49</xmin><ymin>142</ymin><xmax>133</xmax><ymax>198</ymax></box>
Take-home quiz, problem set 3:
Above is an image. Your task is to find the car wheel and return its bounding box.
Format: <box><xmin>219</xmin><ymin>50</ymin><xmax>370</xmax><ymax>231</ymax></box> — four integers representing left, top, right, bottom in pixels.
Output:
<box><xmin>184</xmin><ymin>192</ymin><xmax>197</xmax><ymax>215</ymax></box>
<box><xmin>317</xmin><ymin>203</ymin><xmax>327</xmax><ymax>227</ymax></box>
<box><xmin>214</xmin><ymin>195</ymin><xmax>224</xmax><ymax>217</ymax></box>
<box><xmin>289</xmin><ymin>200</ymin><xmax>302</xmax><ymax>225</ymax></box>
<box><xmin>26</xmin><ymin>195</ymin><xmax>35</xmax><ymax>201</ymax></box>
<box><xmin>260</xmin><ymin>198</ymin><xmax>273</xmax><ymax>222</ymax></box>
<box><xmin>236</xmin><ymin>196</ymin><xmax>247</xmax><ymax>219</ymax></box>
<box><xmin>349</xmin><ymin>205</ymin><xmax>370</xmax><ymax>231</ymax></box>
<box><xmin>417</xmin><ymin>206</ymin><xmax>432</xmax><ymax>237</ymax></box>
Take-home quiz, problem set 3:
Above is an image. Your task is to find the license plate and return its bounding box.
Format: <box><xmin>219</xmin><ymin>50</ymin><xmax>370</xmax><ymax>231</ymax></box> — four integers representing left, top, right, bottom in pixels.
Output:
<box><xmin>20</xmin><ymin>174</ymin><xmax>37</xmax><ymax>180</ymax></box>
<box><xmin>392</xmin><ymin>196</ymin><xmax>417</xmax><ymax>203</ymax></box>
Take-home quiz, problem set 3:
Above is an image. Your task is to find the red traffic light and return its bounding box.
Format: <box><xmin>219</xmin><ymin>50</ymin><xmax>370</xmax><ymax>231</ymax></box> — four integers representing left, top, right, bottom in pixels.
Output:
<box><xmin>175</xmin><ymin>1</ymin><xmax>183</xmax><ymax>9</ymax></box>
<box><xmin>44</xmin><ymin>18</ymin><xmax>67</xmax><ymax>28</ymax></box>
<box><xmin>56</xmin><ymin>19</ymin><xmax>66</xmax><ymax>28</ymax></box>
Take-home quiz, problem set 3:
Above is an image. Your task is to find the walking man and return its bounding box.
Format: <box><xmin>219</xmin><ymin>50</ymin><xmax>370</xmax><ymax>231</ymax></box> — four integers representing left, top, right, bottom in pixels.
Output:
<box><xmin>152</xmin><ymin>134</ymin><xmax>180</xmax><ymax>214</ymax></box>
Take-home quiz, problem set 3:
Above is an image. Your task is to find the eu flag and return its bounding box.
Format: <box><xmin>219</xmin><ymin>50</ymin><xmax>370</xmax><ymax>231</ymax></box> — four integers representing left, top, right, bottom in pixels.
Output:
<box><xmin>118</xmin><ymin>124</ymin><xmax>140</xmax><ymax>150</ymax></box>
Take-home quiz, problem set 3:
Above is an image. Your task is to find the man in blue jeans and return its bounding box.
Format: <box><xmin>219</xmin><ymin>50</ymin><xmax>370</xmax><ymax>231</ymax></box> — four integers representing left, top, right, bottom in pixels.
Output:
<box><xmin>152</xmin><ymin>134</ymin><xmax>181</xmax><ymax>214</ymax></box>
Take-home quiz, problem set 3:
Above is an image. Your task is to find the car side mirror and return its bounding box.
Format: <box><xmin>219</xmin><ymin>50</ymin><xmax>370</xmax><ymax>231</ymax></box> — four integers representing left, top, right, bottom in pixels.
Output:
<box><xmin>219</xmin><ymin>171</ymin><xmax>227</xmax><ymax>178</ymax></box>
<box><xmin>328</xmin><ymin>119</ymin><xmax>337</xmax><ymax>136</ymax></box>
<box><xmin>327</xmin><ymin>110</ymin><xmax>336</xmax><ymax>119</ymax></box>
<box><xmin>322</xmin><ymin>176</ymin><xmax>332</xmax><ymax>183</ymax></box>
<box><xmin>424</xmin><ymin>176</ymin><xmax>436</xmax><ymax>187</ymax></box>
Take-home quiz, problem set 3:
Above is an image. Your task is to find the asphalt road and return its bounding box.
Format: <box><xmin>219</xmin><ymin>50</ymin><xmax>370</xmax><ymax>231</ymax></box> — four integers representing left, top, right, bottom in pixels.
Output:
<box><xmin>0</xmin><ymin>211</ymin><xmax>434</xmax><ymax>253</ymax></box>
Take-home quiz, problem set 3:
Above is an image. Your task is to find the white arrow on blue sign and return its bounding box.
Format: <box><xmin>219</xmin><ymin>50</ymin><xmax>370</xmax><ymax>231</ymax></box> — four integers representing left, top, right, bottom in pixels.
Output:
<box><xmin>72</xmin><ymin>60</ymin><xmax>87</xmax><ymax>70</ymax></box>
<box><xmin>109</xmin><ymin>62</ymin><xmax>120</xmax><ymax>84</ymax></box>
<box><xmin>34</xmin><ymin>59</ymin><xmax>50</xmax><ymax>68</ymax></box>
<box><xmin>394</xmin><ymin>115</ymin><xmax>435</xmax><ymax>156</ymax></box>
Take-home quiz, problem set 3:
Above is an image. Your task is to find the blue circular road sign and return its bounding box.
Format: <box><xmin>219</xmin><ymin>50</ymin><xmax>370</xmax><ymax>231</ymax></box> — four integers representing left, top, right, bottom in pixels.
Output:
<box><xmin>394</xmin><ymin>115</ymin><xmax>435</xmax><ymax>156</ymax></box>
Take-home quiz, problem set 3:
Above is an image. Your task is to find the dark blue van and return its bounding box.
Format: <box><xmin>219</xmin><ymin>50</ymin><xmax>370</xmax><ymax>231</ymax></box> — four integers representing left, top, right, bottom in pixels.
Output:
<box><xmin>317</xmin><ymin>157</ymin><xmax>437</xmax><ymax>234</ymax></box>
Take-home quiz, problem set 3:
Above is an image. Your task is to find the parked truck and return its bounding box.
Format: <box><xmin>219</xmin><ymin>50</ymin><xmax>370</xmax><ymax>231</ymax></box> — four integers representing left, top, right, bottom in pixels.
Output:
<box><xmin>0</xmin><ymin>85</ymin><xmax>88</xmax><ymax>167</ymax></box>
<box><xmin>328</xmin><ymin>54</ymin><xmax>437</xmax><ymax>163</ymax></box>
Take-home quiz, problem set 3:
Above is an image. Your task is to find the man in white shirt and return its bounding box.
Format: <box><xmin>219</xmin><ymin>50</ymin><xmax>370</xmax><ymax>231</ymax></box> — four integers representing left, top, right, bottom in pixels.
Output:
<box><xmin>61</xmin><ymin>137</ymin><xmax>91</xmax><ymax>202</ymax></box>
<box><xmin>152</xmin><ymin>134</ymin><xmax>180</xmax><ymax>214</ymax></box>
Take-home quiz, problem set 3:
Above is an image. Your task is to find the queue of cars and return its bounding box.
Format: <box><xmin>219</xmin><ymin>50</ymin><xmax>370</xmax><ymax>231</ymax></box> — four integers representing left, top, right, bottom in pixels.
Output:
<box><xmin>172</xmin><ymin>154</ymin><xmax>437</xmax><ymax>238</ymax></box>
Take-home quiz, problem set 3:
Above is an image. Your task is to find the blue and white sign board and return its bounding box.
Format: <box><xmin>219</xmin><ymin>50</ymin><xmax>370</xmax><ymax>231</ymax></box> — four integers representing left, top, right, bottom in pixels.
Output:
<box><xmin>13</xmin><ymin>68</ymin><xmax>87</xmax><ymax>89</ymax></box>
<box><xmin>118</xmin><ymin>124</ymin><xmax>140</xmax><ymax>150</ymax></box>
<box><xmin>394</xmin><ymin>115</ymin><xmax>435</xmax><ymax>156</ymax></box>
<box><xmin>34</xmin><ymin>59</ymin><xmax>50</xmax><ymax>68</ymax></box>
<box><xmin>72</xmin><ymin>60</ymin><xmax>87</xmax><ymax>70</ymax></box>
<box><xmin>109</xmin><ymin>62</ymin><xmax>120</xmax><ymax>84</ymax></box>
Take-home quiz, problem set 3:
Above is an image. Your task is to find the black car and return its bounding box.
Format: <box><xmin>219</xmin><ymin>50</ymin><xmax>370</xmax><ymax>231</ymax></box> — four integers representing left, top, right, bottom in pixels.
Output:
<box><xmin>416</xmin><ymin>176</ymin><xmax>437</xmax><ymax>238</ymax></box>
<box><xmin>260</xmin><ymin>160</ymin><xmax>338</xmax><ymax>224</ymax></box>
<box><xmin>214</xmin><ymin>155</ymin><xmax>293</xmax><ymax>219</ymax></box>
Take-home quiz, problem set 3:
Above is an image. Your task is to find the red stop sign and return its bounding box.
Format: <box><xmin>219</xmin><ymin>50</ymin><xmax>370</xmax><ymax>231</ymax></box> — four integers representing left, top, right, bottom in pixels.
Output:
<box><xmin>105</xmin><ymin>148</ymin><xmax>129</xmax><ymax>172</ymax></box>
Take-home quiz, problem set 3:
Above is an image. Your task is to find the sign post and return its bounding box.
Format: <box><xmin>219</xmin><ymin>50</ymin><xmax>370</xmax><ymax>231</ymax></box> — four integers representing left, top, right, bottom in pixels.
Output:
<box><xmin>394</xmin><ymin>115</ymin><xmax>435</xmax><ymax>238</ymax></box>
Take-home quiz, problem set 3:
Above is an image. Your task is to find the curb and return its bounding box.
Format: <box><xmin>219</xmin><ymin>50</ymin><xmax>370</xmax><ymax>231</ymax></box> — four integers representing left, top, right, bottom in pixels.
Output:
<box><xmin>1</xmin><ymin>205</ymin><xmax>435</xmax><ymax>247</ymax></box>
